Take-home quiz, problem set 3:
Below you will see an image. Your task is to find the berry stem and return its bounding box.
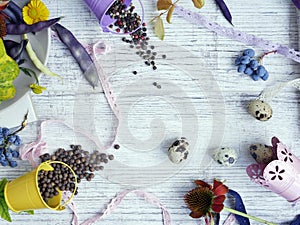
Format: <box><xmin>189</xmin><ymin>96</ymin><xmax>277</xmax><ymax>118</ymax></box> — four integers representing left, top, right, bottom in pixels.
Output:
<box><xmin>258</xmin><ymin>50</ymin><xmax>277</xmax><ymax>64</ymax></box>
<box><xmin>223</xmin><ymin>206</ymin><xmax>278</xmax><ymax>225</ymax></box>
<box><xmin>10</xmin><ymin>111</ymin><xmax>28</xmax><ymax>136</ymax></box>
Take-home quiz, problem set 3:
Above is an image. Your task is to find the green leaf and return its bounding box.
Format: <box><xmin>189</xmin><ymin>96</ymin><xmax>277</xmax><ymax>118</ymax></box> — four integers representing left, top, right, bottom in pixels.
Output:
<box><xmin>0</xmin><ymin>178</ymin><xmax>7</xmax><ymax>198</ymax></box>
<box><xmin>157</xmin><ymin>0</ymin><xmax>172</xmax><ymax>10</ymax></box>
<box><xmin>154</xmin><ymin>17</ymin><xmax>165</xmax><ymax>40</ymax></box>
<box><xmin>0</xmin><ymin>198</ymin><xmax>11</xmax><ymax>222</ymax></box>
<box><xmin>0</xmin><ymin>178</ymin><xmax>7</xmax><ymax>193</ymax></box>
<box><xmin>20</xmin><ymin>67</ymin><xmax>39</xmax><ymax>84</ymax></box>
<box><xmin>166</xmin><ymin>5</ymin><xmax>175</xmax><ymax>24</ymax></box>
<box><xmin>192</xmin><ymin>0</ymin><xmax>205</xmax><ymax>9</ymax></box>
<box><xmin>23</xmin><ymin>210</ymin><xmax>34</xmax><ymax>215</ymax></box>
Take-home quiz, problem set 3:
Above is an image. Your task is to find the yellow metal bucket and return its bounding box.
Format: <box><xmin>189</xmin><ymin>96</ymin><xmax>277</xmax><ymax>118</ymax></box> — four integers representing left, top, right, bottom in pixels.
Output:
<box><xmin>4</xmin><ymin>161</ymin><xmax>77</xmax><ymax>212</ymax></box>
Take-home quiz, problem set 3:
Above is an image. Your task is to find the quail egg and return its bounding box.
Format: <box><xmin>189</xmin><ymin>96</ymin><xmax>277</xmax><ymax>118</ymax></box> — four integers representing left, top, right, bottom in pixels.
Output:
<box><xmin>168</xmin><ymin>137</ymin><xmax>189</xmax><ymax>164</ymax></box>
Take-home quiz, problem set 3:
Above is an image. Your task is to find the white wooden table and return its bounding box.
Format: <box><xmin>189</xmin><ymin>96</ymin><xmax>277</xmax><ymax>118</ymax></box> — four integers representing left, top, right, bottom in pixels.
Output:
<box><xmin>3</xmin><ymin>0</ymin><xmax>300</xmax><ymax>224</ymax></box>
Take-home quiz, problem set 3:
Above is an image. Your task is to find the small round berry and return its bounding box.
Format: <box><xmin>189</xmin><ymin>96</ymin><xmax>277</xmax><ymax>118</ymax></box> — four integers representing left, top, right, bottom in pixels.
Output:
<box><xmin>0</xmin><ymin>154</ymin><xmax>5</xmax><ymax>161</ymax></box>
<box><xmin>14</xmin><ymin>135</ymin><xmax>22</xmax><ymax>146</ymax></box>
<box><xmin>5</xmin><ymin>152</ymin><xmax>12</xmax><ymax>160</ymax></box>
<box><xmin>237</xmin><ymin>64</ymin><xmax>246</xmax><ymax>73</ymax></box>
<box><xmin>261</xmin><ymin>71</ymin><xmax>269</xmax><ymax>81</ymax></box>
<box><xmin>8</xmin><ymin>135</ymin><xmax>16</xmax><ymax>144</ymax></box>
<box><xmin>9</xmin><ymin>161</ymin><xmax>17</xmax><ymax>168</ymax></box>
<box><xmin>11</xmin><ymin>150</ymin><xmax>19</xmax><ymax>158</ymax></box>
<box><xmin>1</xmin><ymin>160</ymin><xmax>8</xmax><ymax>167</ymax></box>
<box><xmin>2</xmin><ymin>128</ymin><xmax>9</xmax><ymax>137</ymax></box>
<box><xmin>243</xmin><ymin>49</ymin><xmax>255</xmax><ymax>58</ymax></box>
<box><xmin>249</xmin><ymin>60</ymin><xmax>259</xmax><ymax>69</ymax></box>
<box><xmin>244</xmin><ymin>67</ymin><xmax>254</xmax><ymax>75</ymax></box>
<box><xmin>256</xmin><ymin>65</ymin><xmax>266</xmax><ymax>77</ymax></box>
<box><xmin>235</xmin><ymin>56</ymin><xmax>242</xmax><ymax>66</ymax></box>
<box><xmin>240</xmin><ymin>56</ymin><xmax>251</xmax><ymax>65</ymax></box>
<box><xmin>251</xmin><ymin>74</ymin><xmax>260</xmax><ymax>81</ymax></box>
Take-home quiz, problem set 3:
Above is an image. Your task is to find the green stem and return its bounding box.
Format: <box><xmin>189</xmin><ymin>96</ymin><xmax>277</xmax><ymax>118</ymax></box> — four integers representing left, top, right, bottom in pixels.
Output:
<box><xmin>223</xmin><ymin>207</ymin><xmax>278</xmax><ymax>225</ymax></box>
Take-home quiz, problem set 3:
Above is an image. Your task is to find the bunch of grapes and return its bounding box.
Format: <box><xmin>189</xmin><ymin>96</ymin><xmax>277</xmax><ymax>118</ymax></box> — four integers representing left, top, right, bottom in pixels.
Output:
<box><xmin>235</xmin><ymin>49</ymin><xmax>269</xmax><ymax>81</ymax></box>
<box><xmin>0</xmin><ymin>127</ymin><xmax>22</xmax><ymax>168</ymax></box>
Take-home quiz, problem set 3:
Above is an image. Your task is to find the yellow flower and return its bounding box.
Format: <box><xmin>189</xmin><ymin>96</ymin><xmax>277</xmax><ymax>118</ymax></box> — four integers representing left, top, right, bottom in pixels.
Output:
<box><xmin>22</xmin><ymin>0</ymin><xmax>49</xmax><ymax>25</ymax></box>
<box><xmin>30</xmin><ymin>83</ymin><xmax>46</xmax><ymax>94</ymax></box>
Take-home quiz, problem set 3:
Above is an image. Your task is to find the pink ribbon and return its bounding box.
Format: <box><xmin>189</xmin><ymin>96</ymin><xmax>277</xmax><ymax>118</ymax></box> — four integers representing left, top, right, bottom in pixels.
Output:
<box><xmin>80</xmin><ymin>190</ymin><xmax>172</xmax><ymax>225</ymax></box>
<box><xmin>19</xmin><ymin>122</ymin><xmax>48</xmax><ymax>168</ymax></box>
<box><xmin>223</xmin><ymin>214</ymin><xmax>236</xmax><ymax>225</ymax></box>
<box><xmin>19</xmin><ymin>38</ymin><xmax>172</xmax><ymax>224</ymax></box>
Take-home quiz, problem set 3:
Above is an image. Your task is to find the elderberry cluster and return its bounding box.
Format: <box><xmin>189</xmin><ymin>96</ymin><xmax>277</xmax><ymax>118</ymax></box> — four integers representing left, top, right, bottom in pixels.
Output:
<box><xmin>0</xmin><ymin>127</ymin><xmax>21</xmax><ymax>168</ymax></box>
<box><xmin>235</xmin><ymin>49</ymin><xmax>269</xmax><ymax>81</ymax></box>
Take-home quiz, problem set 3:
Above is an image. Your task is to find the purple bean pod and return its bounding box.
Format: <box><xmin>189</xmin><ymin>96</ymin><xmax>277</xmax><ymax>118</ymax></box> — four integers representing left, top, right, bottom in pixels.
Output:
<box><xmin>2</xmin><ymin>8</ymin><xmax>19</xmax><ymax>23</ymax></box>
<box><xmin>6</xmin><ymin>17</ymin><xmax>62</xmax><ymax>35</ymax></box>
<box><xmin>4</xmin><ymin>39</ymin><xmax>28</xmax><ymax>62</ymax></box>
<box><xmin>51</xmin><ymin>23</ymin><xmax>99</xmax><ymax>88</ymax></box>
<box><xmin>292</xmin><ymin>0</ymin><xmax>300</xmax><ymax>9</ymax></box>
<box><xmin>215</xmin><ymin>0</ymin><xmax>233</xmax><ymax>25</ymax></box>
<box><xmin>6</xmin><ymin>0</ymin><xmax>23</xmax><ymax>23</ymax></box>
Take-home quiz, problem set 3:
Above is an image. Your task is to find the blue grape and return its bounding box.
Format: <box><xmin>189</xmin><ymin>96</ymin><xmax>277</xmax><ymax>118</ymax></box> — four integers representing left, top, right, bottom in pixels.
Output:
<box><xmin>237</xmin><ymin>64</ymin><xmax>246</xmax><ymax>73</ymax></box>
<box><xmin>244</xmin><ymin>67</ymin><xmax>254</xmax><ymax>75</ymax></box>
<box><xmin>13</xmin><ymin>135</ymin><xmax>22</xmax><ymax>146</ymax></box>
<box><xmin>243</xmin><ymin>49</ymin><xmax>255</xmax><ymax>57</ymax></box>
<box><xmin>249</xmin><ymin>60</ymin><xmax>259</xmax><ymax>69</ymax></box>
<box><xmin>251</xmin><ymin>74</ymin><xmax>260</xmax><ymax>81</ymax></box>
<box><xmin>0</xmin><ymin>154</ymin><xmax>5</xmax><ymax>162</ymax></box>
<box><xmin>240</xmin><ymin>56</ymin><xmax>251</xmax><ymax>65</ymax></box>
<box><xmin>2</xmin><ymin>127</ymin><xmax>9</xmax><ymax>137</ymax></box>
<box><xmin>256</xmin><ymin>65</ymin><xmax>266</xmax><ymax>77</ymax></box>
<box><xmin>8</xmin><ymin>135</ymin><xmax>16</xmax><ymax>144</ymax></box>
<box><xmin>1</xmin><ymin>160</ymin><xmax>8</xmax><ymax>167</ymax></box>
<box><xmin>9</xmin><ymin>161</ymin><xmax>17</xmax><ymax>168</ymax></box>
<box><xmin>235</xmin><ymin>56</ymin><xmax>242</xmax><ymax>65</ymax></box>
<box><xmin>5</xmin><ymin>152</ymin><xmax>12</xmax><ymax>161</ymax></box>
<box><xmin>11</xmin><ymin>150</ymin><xmax>19</xmax><ymax>158</ymax></box>
<box><xmin>261</xmin><ymin>71</ymin><xmax>269</xmax><ymax>81</ymax></box>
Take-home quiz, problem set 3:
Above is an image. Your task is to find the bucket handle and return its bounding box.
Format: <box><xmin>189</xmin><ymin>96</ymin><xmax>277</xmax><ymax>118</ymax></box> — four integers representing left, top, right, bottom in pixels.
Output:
<box><xmin>38</xmin><ymin>161</ymin><xmax>78</xmax><ymax>211</ymax></box>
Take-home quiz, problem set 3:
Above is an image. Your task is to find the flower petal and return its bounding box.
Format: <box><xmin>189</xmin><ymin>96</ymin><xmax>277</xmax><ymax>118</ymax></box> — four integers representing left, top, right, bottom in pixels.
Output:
<box><xmin>211</xmin><ymin>203</ymin><xmax>224</xmax><ymax>213</ymax></box>
<box><xmin>213</xmin><ymin>195</ymin><xmax>226</xmax><ymax>204</ymax></box>
<box><xmin>213</xmin><ymin>180</ymin><xmax>228</xmax><ymax>196</ymax></box>
<box><xmin>194</xmin><ymin>180</ymin><xmax>212</xmax><ymax>189</ymax></box>
<box><xmin>22</xmin><ymin>0</ymin><xmax>49</xmax><ymax>25</ymax></box>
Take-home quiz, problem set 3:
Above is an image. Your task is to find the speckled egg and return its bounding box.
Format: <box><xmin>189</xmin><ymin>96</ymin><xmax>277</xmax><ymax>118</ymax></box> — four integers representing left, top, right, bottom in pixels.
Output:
<box><xmin>249</xmin><ymin>143</ymin><xmax>274</xmax><ymax>164</ymax></box>
<box><xmin>248</xmin><ymin>100</ymin><xmax>272</xmax><ymax>121</ymax></box>
<box><xmin>168</xmin><ymin>137</ymin><xmax>189</xmax><ymax>164</ymax></box>
<box><xmin>213</xmin><ymin>147</ymin><xmax>238</xmax><ymax>166</ymax></box>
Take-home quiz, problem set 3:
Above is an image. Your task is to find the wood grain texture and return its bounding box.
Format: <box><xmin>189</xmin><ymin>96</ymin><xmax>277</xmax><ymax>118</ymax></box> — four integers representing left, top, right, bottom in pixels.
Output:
<box><xmin>2</xmin><ymin>0</ymin><xmax>300</xmax><ymax>224</ymax></box>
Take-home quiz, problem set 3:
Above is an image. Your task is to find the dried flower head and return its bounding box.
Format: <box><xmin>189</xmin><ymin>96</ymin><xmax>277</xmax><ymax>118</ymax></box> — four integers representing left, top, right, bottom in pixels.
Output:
<box><xmin>184</xmin><ymin>179</ymin><xmax>228</xmax><ymax>223</ymax></box>
<box><xmin>184</xmin><ymin>179</ymin><xmax>278</xmax><ymax>225</ymax></box>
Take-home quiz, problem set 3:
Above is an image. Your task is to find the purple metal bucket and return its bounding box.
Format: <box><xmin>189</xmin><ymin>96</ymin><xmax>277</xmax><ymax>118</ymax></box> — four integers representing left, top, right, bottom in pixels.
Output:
<box><xmin>83</xmin><ymin>0</ymin><xmax>143</xmax><ymax>34</ymax></box>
